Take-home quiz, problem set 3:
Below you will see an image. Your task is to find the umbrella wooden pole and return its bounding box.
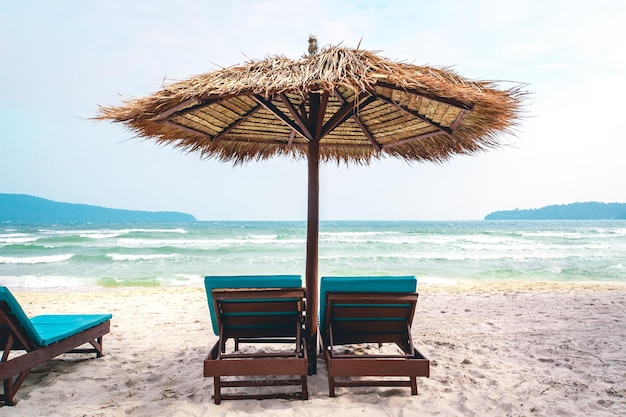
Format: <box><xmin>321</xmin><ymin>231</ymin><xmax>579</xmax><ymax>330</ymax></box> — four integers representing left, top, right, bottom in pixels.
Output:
<box><xmin>305</xmin><ymin>137</ymin><xmax>320</xmax><ymax>375</ymax></box>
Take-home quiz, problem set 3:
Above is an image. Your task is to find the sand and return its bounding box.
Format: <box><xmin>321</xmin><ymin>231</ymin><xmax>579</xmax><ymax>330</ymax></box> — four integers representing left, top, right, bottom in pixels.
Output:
<box><xmin>1</xmin><ymin>283</ymin><xmax>625</xmax><ymax>416</ymax></box>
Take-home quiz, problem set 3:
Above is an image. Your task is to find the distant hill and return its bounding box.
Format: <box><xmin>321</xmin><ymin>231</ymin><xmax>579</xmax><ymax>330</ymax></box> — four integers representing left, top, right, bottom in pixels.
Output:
<box><xmin>485</xmin><ymin>202</ymin><xmax>626</xmax><ymax>220</ymax></box>
<box><xmin>0</xmin><ymin>194</ymin><xmax>196</xmax><ymax>222</ymax></box>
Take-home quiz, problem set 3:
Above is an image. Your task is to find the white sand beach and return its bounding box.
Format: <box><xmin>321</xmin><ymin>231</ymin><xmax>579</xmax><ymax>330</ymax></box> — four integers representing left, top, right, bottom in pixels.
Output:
<box><xmin>1</xmin><ymin>283</ymin><xmax>625</xmax><ymax>416</ymax></box>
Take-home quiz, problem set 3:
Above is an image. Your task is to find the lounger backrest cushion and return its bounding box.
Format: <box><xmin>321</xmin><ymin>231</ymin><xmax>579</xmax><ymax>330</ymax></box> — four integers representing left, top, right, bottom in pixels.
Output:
<box><xmin>0</xmin><ymin>286</ymin><xmax>45</xmax><ymax>347</ymax></box>
<box><xmin>319</xmin><ymin>276</ymin><xmax>417</xmax><ymax>332</ymax></box>
<box><xmin>204</xmin><ymin>275</ymin><xmax>302</xmax><ymax>335</ymax></box>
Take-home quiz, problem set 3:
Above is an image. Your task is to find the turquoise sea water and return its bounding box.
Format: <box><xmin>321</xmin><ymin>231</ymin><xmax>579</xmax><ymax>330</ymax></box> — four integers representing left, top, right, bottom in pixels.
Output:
<box><xmin>1</xmin><ymin>220</ymin><xmax>625</xmax><ymax>290</ymax></box>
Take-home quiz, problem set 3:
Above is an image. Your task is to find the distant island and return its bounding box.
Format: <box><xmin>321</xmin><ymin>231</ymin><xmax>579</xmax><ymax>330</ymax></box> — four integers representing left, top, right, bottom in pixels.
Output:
<box><xmin>485</xmin><ymin>202</ymin><xmax>626</xmax><ymax>220</ymax></box>
<box><xmin>0</xmin><ymin>194</ymin><xmax>196</xmax><ymax>223</ymax></box>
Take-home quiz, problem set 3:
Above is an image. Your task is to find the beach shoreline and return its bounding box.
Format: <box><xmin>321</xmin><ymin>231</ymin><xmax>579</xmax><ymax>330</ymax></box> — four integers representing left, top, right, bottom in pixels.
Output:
<box><xmin>2</xmin><ymin>282</ymin><xmax>625</xmax><ymax>416</ymax></box>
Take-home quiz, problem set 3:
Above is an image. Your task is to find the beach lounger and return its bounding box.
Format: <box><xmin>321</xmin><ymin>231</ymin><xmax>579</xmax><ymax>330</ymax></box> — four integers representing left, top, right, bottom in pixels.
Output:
<box><xmin>0</xmin><ymin>287</ymin><xmax>112</xmax><ymax>406</ymax></box>
<box><xmin>320</xmin><ymin>276</ymin><xmax>430</xmax><ymax>397</ymax></box>
<box><xmin>203</xmin><ymin>275</ymin><xmax>308</xmax><ymax>404</ymax></box>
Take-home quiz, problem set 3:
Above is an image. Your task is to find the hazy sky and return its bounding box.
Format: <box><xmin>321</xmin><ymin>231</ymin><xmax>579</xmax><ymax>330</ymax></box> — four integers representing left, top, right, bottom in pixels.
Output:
<box><xmin>2</xmin><ymin>1</ymin><xmax>625</xmax><ymax>221</ymax></box>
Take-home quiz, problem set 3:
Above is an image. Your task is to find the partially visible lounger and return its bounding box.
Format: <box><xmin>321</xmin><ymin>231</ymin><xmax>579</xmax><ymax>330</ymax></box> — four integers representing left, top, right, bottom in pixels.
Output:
<box><xmin>203</xmin><ymin>275</ymin><xmax>308</xmax><ymax>404</ymax></box>
<box><xmin>320</xmin><ymin>276</ymin><xmax>430</xmax><ymax>397</ymax></box>
<box><xmin>0</xmin><ymin>287</ymin><xmax>112</xmax><ymax>406</ymax></box>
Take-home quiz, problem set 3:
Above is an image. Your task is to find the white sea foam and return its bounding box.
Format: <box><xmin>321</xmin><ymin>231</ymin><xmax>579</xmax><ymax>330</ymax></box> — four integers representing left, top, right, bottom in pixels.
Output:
<box><xmin>320</xmin><ymin>232</ymin><xmax>527</xmax><ymax>246</ymax></box>
<box><xmin>160</xmin><ymin>273</ymin><xmax>204</xmax><ymax>286</ymax></box>
<box><xmin>0</xmin><ymin>236</ymin><xmax>39</xmax><ymax>244</ymax></box>
<box><xmin>520</xmin><ymin>231</ymin><xmax>587</xmax><ymax>239</ymax></box>
<box><xmin>248</xmin><ymin>234</ymin><xmax>279</xmax><ymax>240</ymax></box>
<box><xmin>0</xmin><ymin>274</ymin><xmax>99</xmax><ymax>290</ymax></box>
<box><xmin>81</xmin><ymin>228</ymin><xmax>185</xmax><ymax>239</ymax></box>
<box><xmin>416</xmin><ymin>276</ymin><xmax>459</xmax><ymax>286</ymax></box>
<box><xmin>0</xmin><ymin>254</ymin><xmax>74</xmax><ymax>264</ymax></box>
<box><xmin>0</xmin><ymin>233</ymin><xmax>29</xmax><ymax>238</ymax></box>
<box><xmin>139</xmin><ymin>228</ymin><xmax>188</xmax><ymax>234</ymax></box>
<box><xmin>107</xmin><ymin>253</ymin><xmax>179</xmax><ymax>261</ymax></box>
<box><xmin>116</xmin><ymin>238</ymin><xmax>224</xmax><ymax>248</ymax></box>
<box><xmin>81</xmin><ymin>232</ymin><xmax>125</xmax><ymax>239</ymax></box>
<box><xmin>321</xmin><ymin>249</ymin><xmax>573</xmax><ymax>262</ymax></box>
<box><xmin>36</xmin><ymin>228</ymin><xmax>189</xmax><ymax>240</ymax></box>
<box><xmin>115</xmin><ymin>236</ymin><xmax>304</xmax><ymax>249</ymax></box>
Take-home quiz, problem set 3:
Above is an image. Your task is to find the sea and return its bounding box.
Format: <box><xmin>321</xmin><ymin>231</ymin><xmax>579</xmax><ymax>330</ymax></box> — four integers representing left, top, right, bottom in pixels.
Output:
<box><xmin>1</xmin><ymin>220</ymin><xmax>625</xmax><ymax>291</ymax></box>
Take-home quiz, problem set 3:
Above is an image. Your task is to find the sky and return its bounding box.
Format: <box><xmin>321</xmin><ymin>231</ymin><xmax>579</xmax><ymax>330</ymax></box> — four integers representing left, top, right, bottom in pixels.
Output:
<box><xmin>1</xmin><ymin>0</ymin><xmax>625</xmax><ymax>221</ymax></box>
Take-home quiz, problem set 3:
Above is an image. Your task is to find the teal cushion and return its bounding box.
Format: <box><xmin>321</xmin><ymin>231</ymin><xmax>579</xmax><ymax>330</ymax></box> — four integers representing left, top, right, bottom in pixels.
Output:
<box><xmin>319</xmin><ymin>276</ymin><xmax>417</xmax><ymax>331</ymax></box>
<box><xmin>30</xmin><ymin>314</ymin><xmax>112</xmax><ymax>346</ymax></box>
<box><xmin>204</xmin><ymin>275</ymin><xmax>302</xmax><ymax>335</ymax></box>
<box><xmin>1</xmin><ymin>286</ymin><xmax>112</xmax><ymax>347</ymax></box>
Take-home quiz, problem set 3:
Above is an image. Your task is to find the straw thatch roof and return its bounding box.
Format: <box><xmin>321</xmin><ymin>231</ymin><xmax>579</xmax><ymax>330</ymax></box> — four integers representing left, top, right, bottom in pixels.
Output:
<box><xmin>97</xmin><ymin>45</ymin><xmax>526</xmax><ymax>164</ymax></box>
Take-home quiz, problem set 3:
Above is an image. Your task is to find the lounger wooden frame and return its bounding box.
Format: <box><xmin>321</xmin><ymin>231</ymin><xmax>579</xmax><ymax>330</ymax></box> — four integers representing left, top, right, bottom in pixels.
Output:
<box><xmin>204</xmin><ymin>288</ymin><xmax>308</xmax><ymax>404</ymax></box>
<box><xmin>0</xmin><ymin>302</ymin><xmax>110</xmax><ymax>406</ymax></box>
<box><xmin>321</xmin><ymin>292</ymin><xmax>430</xmax><ymax>397</ymax></box>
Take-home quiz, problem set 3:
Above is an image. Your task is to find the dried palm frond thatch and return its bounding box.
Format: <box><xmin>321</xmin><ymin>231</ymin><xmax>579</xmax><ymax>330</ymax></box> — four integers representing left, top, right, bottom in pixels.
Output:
<box><xmin>97</xmin><ymin>45</ymin><xmax>526</xmax><ymax>165</ymax></box>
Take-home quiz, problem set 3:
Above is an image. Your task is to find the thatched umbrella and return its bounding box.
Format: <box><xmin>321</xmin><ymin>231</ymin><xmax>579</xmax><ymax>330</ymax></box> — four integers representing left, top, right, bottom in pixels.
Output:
<box><xmin>97</xmin><ymin>39</ymin><xmax>526</xmax><ymax>373</ymax></box>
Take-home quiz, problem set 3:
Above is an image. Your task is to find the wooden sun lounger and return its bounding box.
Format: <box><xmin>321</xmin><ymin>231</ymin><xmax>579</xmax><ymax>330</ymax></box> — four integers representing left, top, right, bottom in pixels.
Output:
<box><xmin>0</xmin><ymin>287</ymin><xmax>112</xmax><ymax>406</ymax></box>
<box><xmin>319</xmin><ymin>276</ymin><xmax>430</xmax><ymax>397</ymax></box>
<box><xmin>203</xmin><ymin>276</ymin><xmax>308</xmax><ymax>404</ymax></box>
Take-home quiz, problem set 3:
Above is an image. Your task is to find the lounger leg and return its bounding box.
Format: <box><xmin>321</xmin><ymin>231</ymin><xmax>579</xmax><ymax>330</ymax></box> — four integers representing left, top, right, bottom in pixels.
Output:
<box><xmin>2</xmin><ymin>370</ymin><xmax>29</xmax><ymax>406</ymax></box>
<box><xmin>301</xmin><ymin>375</ymin><xmax>309</xmax><ymax>400</ymax></box>
<box><xmin>96</xmin><ymin>336</ymin><xmax>104</xmax><ymax>358</ymax></box>
<box><xmin>328</xmin><ymin>376</ymin><xmax>336</xmax><ymax>397</ymax></box>
<box><xmin>213</xmin><ymin>376</ymin><xmax>221</xmax><ymax>405</ymax></box>
<box><xmin>89</xmin><ymin>336</ymin><xmax>104</xmax><ymax>358</ymax></box>
<box><xmin>3</xmin><ymin>378</ymin><xmax>15</xmax><ymax>406</ymax></box>
<box><xmin>410</xmin><ymin>377</ymin><xmax>418</xmax><ymax>395</ymax></box>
